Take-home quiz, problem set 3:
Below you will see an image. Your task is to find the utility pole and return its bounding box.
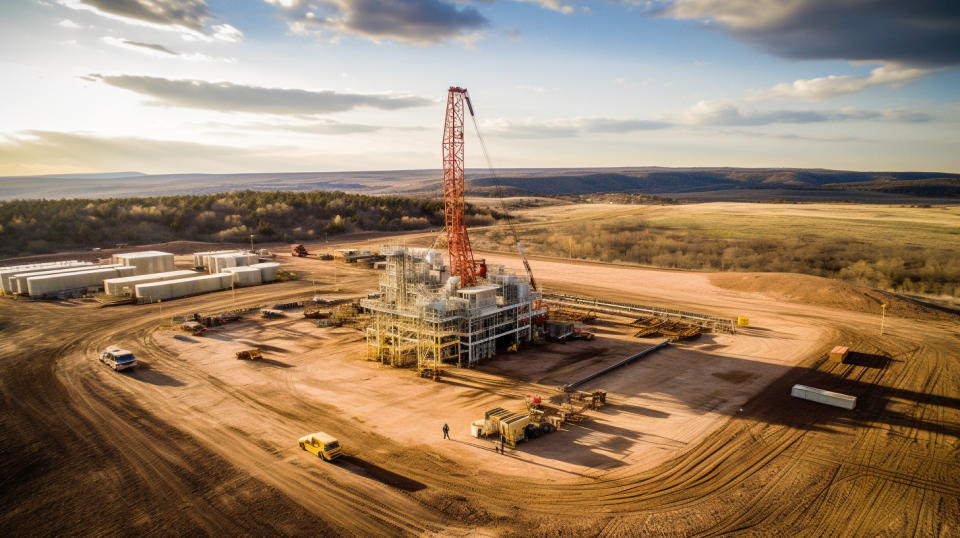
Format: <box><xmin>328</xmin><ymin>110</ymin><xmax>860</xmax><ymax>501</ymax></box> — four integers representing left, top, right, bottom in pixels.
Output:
<box><xmin>880</xmin><ymin>303</ymin><xmax>887</xmax><ymax>335</ymax></box>
<box><xmin>249</xmin><ymin>234</ymin><xmax>255</xmax><ymax>253</ymax></box>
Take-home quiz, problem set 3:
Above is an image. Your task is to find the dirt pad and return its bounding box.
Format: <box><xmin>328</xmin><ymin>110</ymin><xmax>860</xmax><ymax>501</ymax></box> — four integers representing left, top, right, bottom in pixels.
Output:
<box><xmin>0</xmin><ymin>244</ymin><xmax>958</xmax><ymax>535</ymax></box>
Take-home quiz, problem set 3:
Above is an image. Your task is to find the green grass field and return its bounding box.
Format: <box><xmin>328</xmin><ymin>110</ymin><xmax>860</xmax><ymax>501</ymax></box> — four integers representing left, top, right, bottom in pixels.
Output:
<box><xmin>469</xmin><ymin>202</ymin><xmax>960</xmax><ymax>298</ymax></box>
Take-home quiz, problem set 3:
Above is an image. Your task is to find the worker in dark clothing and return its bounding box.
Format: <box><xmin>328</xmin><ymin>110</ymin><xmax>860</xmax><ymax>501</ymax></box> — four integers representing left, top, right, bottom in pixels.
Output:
<box><xmin>442</xmin><ymin>423</ymin><xmax>450</xmax><ymax>440</ymax></box>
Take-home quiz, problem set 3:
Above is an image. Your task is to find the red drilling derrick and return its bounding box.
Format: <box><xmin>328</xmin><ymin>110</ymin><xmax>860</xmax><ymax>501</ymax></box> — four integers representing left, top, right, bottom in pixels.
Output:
<box><xmin>442</xmin><ymin>87</ymin><xmax>485</xmax><ymax>287</ymax></box>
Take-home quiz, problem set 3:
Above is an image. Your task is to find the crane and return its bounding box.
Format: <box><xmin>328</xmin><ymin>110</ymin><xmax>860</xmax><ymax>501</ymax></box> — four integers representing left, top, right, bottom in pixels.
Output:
<box><xmin>441</xmin><ymin>86</ymin><xmax>541</xmax><ymax>299</ymax></box>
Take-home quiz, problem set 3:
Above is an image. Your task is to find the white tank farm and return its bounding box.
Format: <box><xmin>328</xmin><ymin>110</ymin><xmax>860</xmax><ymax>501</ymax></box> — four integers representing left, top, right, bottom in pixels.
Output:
<box><xmin>1</xmin><ymin>261</ymin><xmax>88</xmax><ymax>293</ymax></box>
<box><xmin>27</xmin><ymin>266</ymin><xmax>136</xmax><ymax>298</ymax></box>
<box><xmin>8</xmin><ymin>263</ymin><xmax>98</xmax><ymax>294</ymax></box>
<box><xmin>250</xmin><ymin>262</ymin><xmax>280</xmax><ymax>282</ymax></box>
<box><xmin>112</xmin><ymin>251</ymin><xmax>175</xmax><ymax>275</ymax></box>
<box><xmin>224</xmin><ymin>266</ymin><xmax>262</xmax><ymax>286</ymax></box>
<box><xmin>193</xmin><ymin>250</ymin><xmax>243</xmax><ymax>269</ymax></box>
<box><xmin>104</xmin><ymin>269</ymin><xmax>198</xmax><ymax>297</ymax></box>
<box><xmin>207</xmin><ymin>252</ymin><xmax>259</xmax><ymax>274</ymax></box>
<box><xmin>135</xmin><ymin>273</ymin><xmax>232</xmax><ymax>302</ymax></box>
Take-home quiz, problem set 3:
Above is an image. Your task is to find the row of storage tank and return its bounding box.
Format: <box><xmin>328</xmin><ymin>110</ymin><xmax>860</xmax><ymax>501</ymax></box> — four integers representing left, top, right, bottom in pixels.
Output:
<box><xmin>0</xmin><ymin>251</ymin><xmax>279</xmax><ymax>300</ymax></box>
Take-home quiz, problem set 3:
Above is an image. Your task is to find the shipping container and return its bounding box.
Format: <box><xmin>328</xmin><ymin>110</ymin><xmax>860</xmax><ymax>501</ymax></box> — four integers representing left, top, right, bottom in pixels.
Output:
<box><xmin>224</xmin><ymin>266</ymin><xmax>262</xmax><ymax>286</ymax></box>
<box><xmin>112</xmin><ymin>251</ymin><xmax>175</xmax><ymax>275</ymax></box>
<box><xmin>135</xmin><ymin>273</ymin><xmax>232</xmax><ymax>302</ymax></box>
<box><xmin>250</xmin><ymin>262</ymin><xmax>281</xmax><ymax>282</ymax></box>
<box><xmin>790</xmin><ymin>384</ymin><xmax>856</xmax><ymax>410</ymax></box>
<box><xmin>27</xmin><ymin>266</ymin><xmax>136</xmax><ymax>298</ymax></box>
<box><xmin>207</xmin><ymin>252</ymin><xmax>258</xmax><ymax>274</ymax></box>
<box><xmin>104</xmin><ymin>269</ymin><xmax>198</xmax><ymax>297</ymax></box>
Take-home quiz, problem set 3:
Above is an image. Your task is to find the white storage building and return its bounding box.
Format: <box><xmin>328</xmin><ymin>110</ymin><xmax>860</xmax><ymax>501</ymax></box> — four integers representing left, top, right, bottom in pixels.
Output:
<box><xmin>192</xmin><ymin>250</ymin><xmax>245</xmax><ymax>269</ymax></box>
<box><xmin>207</xmin><ymin>252</ymin><xmax>258</xmax><ymax>274</ymax></box>
<box><xmin>250</xmin><ymin>262</ymin><xmax>280</xmax><ymax>282</ymax></box>
<box><xmin>13</xmin><ymin>263</ymin><xmax>114</xmax><ymax>294</ymax></box>
<box><xmin>1</xmin><ymin>261</ymin><xmax>88</xmax><ymax>293</ymax></box>
<box><xmin>224</xmin><ymin>266</ymin><xmax>262</xmax><ymax>286</ymax></box>
<box><xmin>135</xmin><ymin>273</ymin><xmax>232</xmax><ymax>302</ymax></box>
<box><xmin>27</xmin><ymin>266</ymin><xmax>136</xmax><ymax>298</ymax></box>
<box><xmin>112</xmin><ymin>251</ymin><xmax>175</xmax><ymax>275</ymax></box>
<box><xmin>104</xmin><ymin>270</ymin><xmax>198</xmax><ymax>297</ymax></box>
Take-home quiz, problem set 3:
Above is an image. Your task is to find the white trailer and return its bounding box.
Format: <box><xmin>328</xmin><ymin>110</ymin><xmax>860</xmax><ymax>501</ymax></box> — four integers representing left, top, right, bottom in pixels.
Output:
<box><xmin>1</xmin><ymin>261</ymin><xmax>87</xmax><ymax>293</ymax></box>
<box><xmin>135</xmin><ymin>273</ymin><xmax>232</xmax><ymax>302</ymax></box>
<box><xmin>104</xmin><ymin>269</ymin><xmax>198</xmax><ymax>297</ymax></box>
<box><xmin>9</xmin><ymin>263</ymin><xmax>99</xmax><ymax>294</ymax></box>
<box><xmin>790</xmin><ymin>384</ymin><xmax>857</xmax><ymax>410</ymax></box>
<box><xmin>27</xmin><ymin>266</ymin><xmax>136</xmax><ymax>298</ymax></box>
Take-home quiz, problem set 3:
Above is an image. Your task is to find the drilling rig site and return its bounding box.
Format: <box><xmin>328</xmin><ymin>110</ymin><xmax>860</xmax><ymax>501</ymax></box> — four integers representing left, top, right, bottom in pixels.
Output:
<box><xmin>1</xmin><ymin>86</ymin><xmax>958</xmax><ymax>536</ymax></box>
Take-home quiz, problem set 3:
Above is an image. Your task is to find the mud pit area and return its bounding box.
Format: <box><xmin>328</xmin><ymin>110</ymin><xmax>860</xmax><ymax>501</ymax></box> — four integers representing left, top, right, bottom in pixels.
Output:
<box><xmin>2</xmin><ymin>241</ymin><xmax>958</xmax><ymax>535</ymax></box>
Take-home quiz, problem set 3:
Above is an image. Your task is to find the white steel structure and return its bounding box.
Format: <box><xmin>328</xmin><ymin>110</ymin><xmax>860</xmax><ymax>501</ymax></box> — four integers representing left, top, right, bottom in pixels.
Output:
<box><xmin>361</xmin><ymin>245</ymin><xmax>544</xmax><ymax>372</ymax></box>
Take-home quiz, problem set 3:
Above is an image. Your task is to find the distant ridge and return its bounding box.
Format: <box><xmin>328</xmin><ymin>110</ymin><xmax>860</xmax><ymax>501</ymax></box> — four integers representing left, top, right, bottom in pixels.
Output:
<box><xmin>0</xmin><ymin>167</ymin><xmax>957</xmax><ymax>201</ymax></box>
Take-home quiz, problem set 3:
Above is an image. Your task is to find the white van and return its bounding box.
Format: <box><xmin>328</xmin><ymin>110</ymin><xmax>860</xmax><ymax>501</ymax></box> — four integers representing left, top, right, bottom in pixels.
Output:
<box><xmin>99</xmin><ymin>347</ymin><xmax>137</xmax><ymax>371</ymax></box>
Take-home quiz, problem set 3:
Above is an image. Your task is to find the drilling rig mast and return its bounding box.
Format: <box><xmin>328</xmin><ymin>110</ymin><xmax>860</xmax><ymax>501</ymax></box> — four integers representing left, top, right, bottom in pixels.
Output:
<box><xmin>442</xmin><ymin>87</ymin><xmax>484</xmax><ymax>287</ymax></box>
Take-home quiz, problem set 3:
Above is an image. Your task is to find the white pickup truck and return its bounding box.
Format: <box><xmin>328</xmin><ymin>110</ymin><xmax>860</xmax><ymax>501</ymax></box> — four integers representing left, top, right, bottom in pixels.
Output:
<box><xmin>99</xmin><ymin>347</ymin><xmax>137</xmax><ymax>371</ymax></box>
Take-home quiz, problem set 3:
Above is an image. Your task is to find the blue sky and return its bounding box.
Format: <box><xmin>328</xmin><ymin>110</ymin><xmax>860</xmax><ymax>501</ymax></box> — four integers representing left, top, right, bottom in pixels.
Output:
<box><xmin>0</xmin><ymin>0</ymin><xmax>958</xmax><ymax>175</ymax></box>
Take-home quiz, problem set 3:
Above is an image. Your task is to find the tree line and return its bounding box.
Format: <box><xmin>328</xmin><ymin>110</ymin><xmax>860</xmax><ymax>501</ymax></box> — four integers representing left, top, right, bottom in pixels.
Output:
<box><xmin>0</xmin><ymin>190</ymin><xmax>502</xmax><ymax>255</ymax></box>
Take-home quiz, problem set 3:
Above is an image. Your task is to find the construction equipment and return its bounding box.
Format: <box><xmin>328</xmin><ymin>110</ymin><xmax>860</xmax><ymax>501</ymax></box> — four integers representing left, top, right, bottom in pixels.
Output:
<box><xmin>235</xmin><ymin>349</ymin><xmax>262</xmax><ymax>360</ymax></box>
<box><xmin>291</xmin><ymin>244</ymin><xmax>308</xmax><ymax>257</ymax></box>
<box><xmin>261</xmin><ymin>309</ymin><xmax>285</xmax><ymax>318</ymax></box>
<box><xmin>180</xmin><ymin>320</ymin><xmax>207</xmax><ymax>336</ymax></box>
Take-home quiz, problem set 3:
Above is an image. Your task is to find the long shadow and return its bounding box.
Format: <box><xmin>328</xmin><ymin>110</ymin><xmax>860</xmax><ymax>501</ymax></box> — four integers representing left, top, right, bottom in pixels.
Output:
<box><xmin>336</xmin><ymin>455</ymin><xmax>427</xmax><ymax>492</ymax></box>
<box><xmin>129</xmin><ymin>365</ymin><xmax>185</xmax><ymax>387</ymax></box>
<box><xmin>237</xmin><ymin>341</ymin><xmax>288</xmax><ymax>353</ymax></box>
<box><xmin>250</xmin><ymin>358</ymin><xmax>294</xmax><ymax>369</ymax></box>
<box><xmin>845</xmin><ymin>352</ymin><xmax>892</xmax><ymax>369</ymax></box>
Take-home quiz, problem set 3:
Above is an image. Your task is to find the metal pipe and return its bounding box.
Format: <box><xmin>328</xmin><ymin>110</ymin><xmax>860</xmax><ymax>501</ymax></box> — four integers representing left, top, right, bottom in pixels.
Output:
<box><xmin>562</xmin><ymin>340</ymin><xmax>670</xmax><ymax>392</ymax></box>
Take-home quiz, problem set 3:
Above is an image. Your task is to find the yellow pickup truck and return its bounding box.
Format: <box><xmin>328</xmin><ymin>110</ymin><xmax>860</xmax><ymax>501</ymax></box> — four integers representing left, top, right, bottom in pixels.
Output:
<box><xmin>298</xmin><ymin>432</ymin><xmax>342</xmax><ymax>461</ymax></box>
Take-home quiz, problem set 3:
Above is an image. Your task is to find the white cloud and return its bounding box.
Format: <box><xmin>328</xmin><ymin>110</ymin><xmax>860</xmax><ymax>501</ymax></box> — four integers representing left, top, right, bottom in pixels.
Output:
<box><xmin>749</xmin><ymin>64</ymin><xmax>933</xmax><ymax>101</ymax></box>
<box><xmin>211</xmin><ymin>23</ymin><xmax>244</xmax><ymax>43</ymax></box>
<box><xmin>57</xmin><ymin>18</ymin><xmax>81</xmax><ymax>29</ymax></box>
<box><xmin>482</xmin><ymin>116</ymin><xmax>671</xmax><ymax>138</ymax></box>
<box><xmin>685</xmin><ymin>99</ymin><xmax>931</xmax><ymax>126</ymax></box>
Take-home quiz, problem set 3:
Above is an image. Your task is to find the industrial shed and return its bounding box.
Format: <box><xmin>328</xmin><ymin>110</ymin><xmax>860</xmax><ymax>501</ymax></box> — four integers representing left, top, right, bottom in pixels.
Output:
<box><xmin>206</xmin><ymin>252</ymin><xmax>258</xmax><ymax>274</ymax></box>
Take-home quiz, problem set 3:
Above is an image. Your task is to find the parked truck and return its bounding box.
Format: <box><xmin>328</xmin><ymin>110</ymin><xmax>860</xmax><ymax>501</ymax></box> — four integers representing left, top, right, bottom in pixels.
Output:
<box><xmin>291</xmin><ymin>244</ymin><xmax>308</xmax><ymax>257</ymax></box>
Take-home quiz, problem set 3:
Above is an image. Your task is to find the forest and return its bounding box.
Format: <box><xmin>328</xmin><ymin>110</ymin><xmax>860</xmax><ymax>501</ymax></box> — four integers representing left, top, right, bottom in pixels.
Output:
<box><xmin>0</xmin><ymin>190</ymin><xmax>500</xmax><ymax>256</ymax></box>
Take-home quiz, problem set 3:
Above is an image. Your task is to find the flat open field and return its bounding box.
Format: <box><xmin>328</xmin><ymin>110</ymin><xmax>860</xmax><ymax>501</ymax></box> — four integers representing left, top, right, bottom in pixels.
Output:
<box><xmin>1</xmin><ymin>237</ymin><xmax>958</xmax><ymax>535</ymax></box>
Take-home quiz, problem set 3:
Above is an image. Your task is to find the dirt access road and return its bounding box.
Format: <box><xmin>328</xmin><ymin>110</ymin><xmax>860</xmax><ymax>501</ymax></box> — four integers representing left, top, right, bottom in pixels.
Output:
<box><xmin>1</xmin><ymin>245</ymin><xmax>958</xmax><ymax>535</ymax></box>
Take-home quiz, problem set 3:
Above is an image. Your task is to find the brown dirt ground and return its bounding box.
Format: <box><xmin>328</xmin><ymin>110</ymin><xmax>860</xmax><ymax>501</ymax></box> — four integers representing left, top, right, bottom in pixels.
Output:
<box><xmin>1</xmin><ymin>236</ymin><xmax>958</xmax><ymax>535</ymax></box>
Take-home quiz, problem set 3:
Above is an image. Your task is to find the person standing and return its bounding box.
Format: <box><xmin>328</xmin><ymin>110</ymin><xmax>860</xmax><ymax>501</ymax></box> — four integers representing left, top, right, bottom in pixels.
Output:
<box><xmin>442</xmin><ymin>423</ymin><xmax>450</xmax><ymax>440</ymax></box>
